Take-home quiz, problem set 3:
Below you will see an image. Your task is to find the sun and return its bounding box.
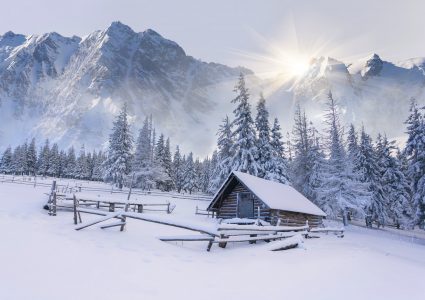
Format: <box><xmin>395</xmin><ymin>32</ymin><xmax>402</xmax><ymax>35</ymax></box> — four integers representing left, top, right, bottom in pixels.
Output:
<box><xmin>284</xmin><ymin>54</ymin><xmax>311</xmax><ymax>78</ymax></box>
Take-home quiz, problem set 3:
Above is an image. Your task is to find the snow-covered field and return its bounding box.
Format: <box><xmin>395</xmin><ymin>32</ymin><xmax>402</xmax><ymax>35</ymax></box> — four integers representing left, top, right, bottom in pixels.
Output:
<box><xmin>1</xmin><ymin>180</ymin><xmax>424</xmax><ymax>300</ymax></box>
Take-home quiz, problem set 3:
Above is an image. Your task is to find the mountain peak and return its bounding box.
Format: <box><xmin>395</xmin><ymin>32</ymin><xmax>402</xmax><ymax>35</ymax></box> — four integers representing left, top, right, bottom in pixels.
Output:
<box><xmin>106</xmin><ymin>21</ymin><xmax>135</xmax><ymax>35</ymax></box>
<box><xmin>362</xmin><ymin>53</ymin><xmax>383</xmax><ymax>78</ymax></box>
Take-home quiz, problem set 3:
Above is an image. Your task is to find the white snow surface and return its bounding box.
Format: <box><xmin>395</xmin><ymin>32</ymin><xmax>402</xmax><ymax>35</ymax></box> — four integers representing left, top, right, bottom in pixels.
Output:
<box><xmin>0</xmin><ymin>178</ymin><xmax>424</xmax><ymax>300</ymax></box>
<box><xmin>232</xmin><ymin>171</ymin><xmax>326</xmax><ymax>216</ymax></box>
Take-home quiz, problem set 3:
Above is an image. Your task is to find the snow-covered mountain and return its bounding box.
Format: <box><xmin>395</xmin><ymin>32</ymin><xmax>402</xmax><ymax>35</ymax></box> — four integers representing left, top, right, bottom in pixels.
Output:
<box><xmin>1</xmin><ymin>21</ymin><xmax>425</xmax><ymax>155</ymax></box>
<box><xmin>267</xmin><ymin>53</ymin><xmax>425</xmax><ymax>142</ymax></box>
<box><xmin>0</xmin><ymin>22</ymin><xmax>253</xmax><ymax>155</ymax></box>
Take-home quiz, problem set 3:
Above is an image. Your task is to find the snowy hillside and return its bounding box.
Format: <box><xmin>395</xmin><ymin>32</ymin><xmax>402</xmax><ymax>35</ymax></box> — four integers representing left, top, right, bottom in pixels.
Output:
<box><xmin>0</xmin><ymin>179</ymin><xmax>424</xmax><ymax>300</ymax></box>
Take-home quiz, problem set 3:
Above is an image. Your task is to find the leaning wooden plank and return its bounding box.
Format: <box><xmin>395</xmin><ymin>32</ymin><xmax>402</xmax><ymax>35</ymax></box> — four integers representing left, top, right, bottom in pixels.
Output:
<box><xmin>218</xmin><ymin>229</ymin><xmax>302</xmax><ymax>236</ymax></box>
<box><xmin>77</xmin><ymin>208</ymin><xmax>109</xmax><ymax>216</ymax></box>
<box><xmin>214</xmin><ymin>231</ymin><xmax>306</xmax><ymax>243</ymax></box>
<box><xmin>217</xmin><ymin>224</ymin><xmax>308</xmax><ymax>232</ymax></box>
<box><xmin>158</xmin><ymin>235</ymin><xmax>215</xmax><ymax>242</ymax></box>
<box><xmin>75</xmin><ymin>213</ymin><xmax>121</xmax><ymax>231</ymax></box>
<box><xmin>266</xmin><ymin>235</ymin><xmax>304</xmax><ymax>251</ymax></box>
<box><xmin>123</xmin><ymin>212</ymin><xmax>218</xmax><ymax>237</ymax></box>
<box><xmin>100</xmin><ymin>222</ymin><xmax>127</xmax><ymax>229</ymax></box>
<box><xmin>310</xmin><ymin>227</ymin><xmax>344</xmax><ymax>233</ymax></box>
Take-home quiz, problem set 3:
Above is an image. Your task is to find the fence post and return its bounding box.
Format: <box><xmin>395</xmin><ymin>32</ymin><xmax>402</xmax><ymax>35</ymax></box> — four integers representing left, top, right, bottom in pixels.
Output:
<box><xmin>73</xmin><ymin>194</ymin><xmax>78</xmax><ymax>225</ymax></box>
<box><xmin>167</xmin><ymin>203</ymin><xmax>170</xmax><ymax>214</ymax></box>
<box><xmin>52</xmin><ymin>192</ymin><xmax>57</xmax><ymax>216</ymax></box>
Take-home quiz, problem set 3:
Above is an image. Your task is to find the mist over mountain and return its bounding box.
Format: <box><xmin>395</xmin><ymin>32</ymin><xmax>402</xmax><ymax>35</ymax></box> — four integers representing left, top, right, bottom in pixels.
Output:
<box><xmin>266</xmin><ymin>53</ymin><xmax>425</xmax><ymax>144</ymax></box>
<box><xmin>0</xmin><ymin>21</ymin><xmax>424</xmax><ymax>156</ymax></box>
<box><xmin>0</xmin><ymin>21</ymin><xmax>253</xmax><ymax>156</ymax></box>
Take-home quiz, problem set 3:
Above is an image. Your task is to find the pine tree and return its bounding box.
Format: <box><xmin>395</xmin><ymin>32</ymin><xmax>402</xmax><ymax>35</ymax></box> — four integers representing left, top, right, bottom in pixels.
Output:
<box><xmin>209</xmin><ymin>115</ymin><xmax>234</xmax><ymax>193</ymax></box>
<box><xmin>0</xmin><ymin>146</ymin><xmax>13</xmax><ymax>174</ymax></box>
<box><xmin>65</xmin><ymin>147</ymin><xmax>76</xmax><ymax>178</ymax></box>
<box><xmin>163</xmin><ymin>138</ymin><xmax>174</xmax><ymax>191</ymax></box>
<box><xmin>347</xmin><ymin>124</ymin><xmax>359</xmax><ymax>166</ymax></box>
<box><xmin>318</xmin><ymin>92</ymin><xmax>366</xmax><ymax>225</ymax></box>
<box><xmin>183</xmin><ymin>152</ymin><xmax>197</xmax><ymax>194</ymax></box>
<box><xmin>104</xmin><ymin>104</ymin><xmax>133</xmax><ymax>189</ymax></box>
<box><xmin>153</xmin><ymin>133</ymin><xmax>171</xmax><ymax>191</ymax></box>
<box><xmin>255</xmin><ymin>93</ymin><xmax>273</xmax><ymax>178</ymax></box>
<box><xmin>92</xmin><ymin>150</ymin><xmax>105</xmax><ymax>181</ymax></box>
<box><xmin>378</xmin><ymin>136</ymin><xmax>412</xmax><ymax>228</ymax></box>
<box><xmin>172</xmin><ymin>146</ymin><xmax>184</xmax><ymax>193</ymax></box>
<box><xmin>404</xmin><ymin>98</ymin><xmax>425</xmax><ymax>227</ymax></box>
<box><xmin>355</xmin><ymin>129</ymin><xmax>388</xmax><ymax>227</ymax></box>
<box><xmin>76</xmin><ymin>145</ymin><xmax>89</xmax><ymax>179</ymax></box>
<box><xmin>268</xmin><ymin>118</ymin><xmax>290</xmax><ymax>184</ymax></box>
<box><xmin>228</xmin><ymin>73</ymin><xmax>260</xmax><ymax>175</ymax></box>
<box><xmin>38</xmin><ymin>139</ymin><xmax>50</xmax><ymax>176</ymax></box>
<box><xmin>12</xmin><ymin>145</ymin><xmax>24</xmax><ymax>175</ymax></box>
<box><xmin>133</xmin><ymin>117</ymin><xmax>155</xmax><ymax>189</ymax></box>
<box><xmin>48</xmin><ymin>143</ymin><xmax>60</xmax><ymax>177</ymax></box>
<box><xmin>26</xmin><ymin>138</ymin><xmax>37</xmax><ymax>175</ymax></box>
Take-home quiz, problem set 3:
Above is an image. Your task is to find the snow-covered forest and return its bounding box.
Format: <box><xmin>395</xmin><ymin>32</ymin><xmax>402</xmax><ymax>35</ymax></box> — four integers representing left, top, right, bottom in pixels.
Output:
<box><xmin>1</xmin><ymin>73</ymin><xmax>424</xmax><ymax>229</ymax></box>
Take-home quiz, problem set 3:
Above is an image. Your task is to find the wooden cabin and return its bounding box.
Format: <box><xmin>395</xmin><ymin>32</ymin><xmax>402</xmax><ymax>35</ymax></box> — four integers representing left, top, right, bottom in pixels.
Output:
<box><xmin>207</xmin><ymin>171</ymin><xmax>326</xmax><ymax>227</ymax></box>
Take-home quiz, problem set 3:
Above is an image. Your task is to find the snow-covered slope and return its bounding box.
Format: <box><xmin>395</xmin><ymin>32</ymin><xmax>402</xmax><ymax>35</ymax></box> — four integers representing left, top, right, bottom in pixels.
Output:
<box><xmin>1</xmin><ymin>179</ymin><xmax>424</xmax><ymax>300</ymax></box>
<box><xmin>0</xmin><ymin>22</ymin><xmax>253</xmax><ymax>155</ymax></box>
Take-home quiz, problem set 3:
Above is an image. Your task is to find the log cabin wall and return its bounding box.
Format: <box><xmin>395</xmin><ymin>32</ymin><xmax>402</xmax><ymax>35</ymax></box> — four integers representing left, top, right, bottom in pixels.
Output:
<box><xmin>217</xmin><ymin>181</ymin><xmax>271</xmax><ymax>221</ymax></box>
<box><xmin>270</xmin><ymin>210</ymin><xmax>323</xmax><ymax>227</ymax></box>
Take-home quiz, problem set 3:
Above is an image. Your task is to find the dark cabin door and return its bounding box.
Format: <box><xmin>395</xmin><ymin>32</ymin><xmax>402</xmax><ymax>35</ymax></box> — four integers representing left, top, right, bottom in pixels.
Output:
<box><xmin>237</xmin><ymin>192</ymin><xmax>254</xmax><ymax>218</ymax></box>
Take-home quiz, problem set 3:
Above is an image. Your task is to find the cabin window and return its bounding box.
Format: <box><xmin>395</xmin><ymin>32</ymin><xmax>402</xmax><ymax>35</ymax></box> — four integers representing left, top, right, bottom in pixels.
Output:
<box><xmin>237</xmin><ymin>192</ymin><xmax>254</xmax><ymax>218</ymax></box>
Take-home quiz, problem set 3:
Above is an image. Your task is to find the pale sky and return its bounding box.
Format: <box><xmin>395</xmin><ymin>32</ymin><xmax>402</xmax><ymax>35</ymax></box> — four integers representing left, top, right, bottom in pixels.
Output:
<box><xmin>1</xmin><ymin>0</ymin><xmax>424</xmax><ymax>72</ymax></box>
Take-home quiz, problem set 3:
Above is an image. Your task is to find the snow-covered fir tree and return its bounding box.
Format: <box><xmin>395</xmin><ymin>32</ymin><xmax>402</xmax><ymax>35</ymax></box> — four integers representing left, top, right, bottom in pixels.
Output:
<box><xmin>355</xmin><ymin>129</ymin><xmax>388</xmax><ymax>226</ymax></box>
<box><xmin>268</xmin><ymin>118</ymin><xmax>290</xmax><ymax>184</ymax></box>
<box><xmin>172</xmin><ymin>146</ymin><xmax>184</xmax><ymax>193</ymax></box>
<box><xmin>48</xmin><ymin>143</ymin><xmax>60</xmax><ymax>177</ymax></box>
<box><xmin>104</xmin><ymin>104</ymin><xmax>133</xmax><ymax>189</ymax></box>
<box><xmin>317</xmin><ymin>93</ymin><xmax>366</xmax><ymax>225</ymax></box>
<box><xmin>183</xmin><ymin>152</ymin><xmax>197</xmax><ymax>194</ymax></box>
<box><xmin>26</xmin><ymin>138</ymin><xmax>37</xmax><ymax>176</ymax></box>
<box><xmin>228</xmin><ymin>73</ymin><xmax>261</xmax><ymax>176</ymax></box>
<box><xmin>255</xmin><ymin>93</ymin><xmax>274</xmax><ymax>179</ymax></box>
<box><xmin>404</xmin><ymin>98</ymin><xmax>425</xmax><ymax>227</ymax></box>
<box><xmin>208</xmin><ymin>115</ymin><xmax>234</xmax><ymax>193</ymax></box>
<box><xmin>0</xmin><ymin>146</ymin><xmax>13</xmax><ymax>174</ymax></box>
<box><xmin>377</xmin><ymin>135</ymin><xmax>412</xmax><ymax>228</ymax></box>
<box><xmin>38</xmin><ymin>139</ymin><xmax>51</xmax><ymax>176</ymax></box>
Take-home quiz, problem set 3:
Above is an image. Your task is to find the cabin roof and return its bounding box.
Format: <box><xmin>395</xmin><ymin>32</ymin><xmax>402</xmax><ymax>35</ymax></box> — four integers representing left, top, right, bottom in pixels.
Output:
<box><xmin>208</xmin><ymin>171</ymin><xmax>326</xmax><ymax>217</ymax></box>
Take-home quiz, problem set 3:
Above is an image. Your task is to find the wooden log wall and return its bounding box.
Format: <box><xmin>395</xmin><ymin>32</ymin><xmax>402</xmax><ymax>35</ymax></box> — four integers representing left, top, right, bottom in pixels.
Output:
<box><xmin>217</xmin><ymin>182</ymin><xmax>271</xmax><ymax>221</ymax></box>
<box><xmin>271</xmin><ymin>210</ymin><xmax>323</xmax><ymax>228</ymax></box>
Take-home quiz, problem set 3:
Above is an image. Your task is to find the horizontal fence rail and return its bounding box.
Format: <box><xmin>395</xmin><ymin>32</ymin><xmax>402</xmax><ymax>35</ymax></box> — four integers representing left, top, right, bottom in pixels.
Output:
<box><xmin>0</xmin><ymin>175</ymin><xmax>213</xmax><ymax>202</ymax></box>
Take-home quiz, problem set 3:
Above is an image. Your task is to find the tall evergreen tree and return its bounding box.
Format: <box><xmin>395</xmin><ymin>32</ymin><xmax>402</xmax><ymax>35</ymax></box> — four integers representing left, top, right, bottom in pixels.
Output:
<box><xmin>355</xmin><ymin>129</ymin><xmax>388</xmax><ymax>226</ymax></box>
<box><xmin>183</xmin><ymin>152</ymin><xmax>197</xmax><ymax>194</ymax></box>
<box><xmin>26</xmin><ymin>138</ymin><xmax>37</xmax><ymax>175</ymax></box>
<box><xmin>268</xmin><ymin>118</ymin><xmax>290</xmax><ymax>184</ymax></box>
<box><xmin>104</xmin><ymin>104</ymin><xmax>133</xmax><ymax>189</ymax></box>
<box><xmin>172</xmin><ymin>146</ymin><xmax>184</xmax><ymax>193</ymax></box>
<box><xmin>209</xmin><ymin>115</ymin><xmax>234</xmax><ymax>193</ymax></box>
<box><xmin>404</xmin><ymin>98</ymin><xmax>425</xmax><ymax>227</ymax></box>
<box><xmin>378</xmin><ymin>135</ymin><xmax>412</xmax><ymax>228</ymax></box>
<box><xmin>318</xmin><ymin>93</ymin><xmax>366</xmax><ymax>225</ymax></box>
<box><xmin>255</xmin><ymin>93</ymin><xmax>273</xmax><ymax>178</ymax></box>
<box><xmin>0</xmin><ymin>146</ymin><xmax>13</xmax><ymax>174</ymax></box>
<box><xmin>228</xmin><ymin>73</ymin><xmax>261</xmax><ymax>175</ymax></box>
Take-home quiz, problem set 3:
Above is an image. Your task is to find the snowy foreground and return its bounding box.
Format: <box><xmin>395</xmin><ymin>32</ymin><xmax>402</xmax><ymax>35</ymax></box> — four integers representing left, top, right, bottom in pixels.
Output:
<box><xmin>1</xmin><ymin>180</ymin><xmax>424</xmax><ymax>300</ymax></box>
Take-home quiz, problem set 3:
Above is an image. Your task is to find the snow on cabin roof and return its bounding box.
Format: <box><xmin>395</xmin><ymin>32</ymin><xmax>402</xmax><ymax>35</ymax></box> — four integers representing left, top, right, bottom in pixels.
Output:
<box><xmin>231</xmin><ymin>171</ymin><xmax>326</xmax><ymax>217</ymax></box>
